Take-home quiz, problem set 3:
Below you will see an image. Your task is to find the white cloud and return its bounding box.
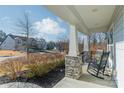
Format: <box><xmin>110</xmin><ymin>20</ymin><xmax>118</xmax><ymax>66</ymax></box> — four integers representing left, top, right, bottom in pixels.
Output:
<box><xmin>34</xmin><ymin>18</ymin><xmax>66</xmax><ymax>35</ymax></box>
<box><xmin>0</xmin><ymin>16</ymin><xmax>13</xmax><ymax>24</ymax></box>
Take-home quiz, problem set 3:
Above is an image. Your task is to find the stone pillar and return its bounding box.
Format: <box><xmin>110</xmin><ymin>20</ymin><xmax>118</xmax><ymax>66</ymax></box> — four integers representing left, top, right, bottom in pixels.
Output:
<box><xmin>65</xmin><ymin>25</ymin><xmax>82</xmax><ymax>79</ymax></box>
<box><xmin>65</xmin><ymin>56</ymin><xmax>82</xmax><ymax>79</ymax></box>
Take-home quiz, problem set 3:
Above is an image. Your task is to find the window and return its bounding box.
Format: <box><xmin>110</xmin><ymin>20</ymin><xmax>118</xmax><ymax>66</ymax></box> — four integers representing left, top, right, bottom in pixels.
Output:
<box><xmin>16</xmin><ymin>39</ymin><xmax>22</xmax><ymax>44</ymax></box>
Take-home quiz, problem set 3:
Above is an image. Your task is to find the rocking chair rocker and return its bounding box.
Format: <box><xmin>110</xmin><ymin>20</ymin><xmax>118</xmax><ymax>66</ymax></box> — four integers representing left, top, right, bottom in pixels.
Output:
<box><xmin>87</xmin><ymin>51</ymin><xmax>110</xmax><ymax>79</ymax></box>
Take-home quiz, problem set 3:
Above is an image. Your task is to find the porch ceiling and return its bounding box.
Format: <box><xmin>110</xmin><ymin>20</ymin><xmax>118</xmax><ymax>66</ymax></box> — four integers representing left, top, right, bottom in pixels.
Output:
<box><xmin>45</xmin><ymin>5</ymin><xmax>116</xmax><ymax>35</ymax></box>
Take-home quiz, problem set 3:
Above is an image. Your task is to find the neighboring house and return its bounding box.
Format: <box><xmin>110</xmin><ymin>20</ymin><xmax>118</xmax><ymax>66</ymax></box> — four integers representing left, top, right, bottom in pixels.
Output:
<box><xmin>0</xmin><ymin>34</ymin><xmax>37</xmax><ymax>51</ymax></box>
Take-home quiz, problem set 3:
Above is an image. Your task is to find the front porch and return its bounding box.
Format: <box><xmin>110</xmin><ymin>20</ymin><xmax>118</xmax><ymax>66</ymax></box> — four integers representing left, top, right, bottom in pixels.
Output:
<box><xmin>46</xmin><ymin>5</ymin><xmax>124</xmax><ymax>88</ymax></box>
<box><xmin>62</xmin><ymin>25</ymin><xmax>115</xmax><ymax>87</ymax></box>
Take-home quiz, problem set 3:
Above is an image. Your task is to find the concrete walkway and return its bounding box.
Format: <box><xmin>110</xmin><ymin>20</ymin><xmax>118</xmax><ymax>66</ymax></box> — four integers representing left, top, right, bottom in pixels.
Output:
<box><xmin>54</xmin><ymin>77</ymin><xmax>109</xmax><ymax>88</ymax></box>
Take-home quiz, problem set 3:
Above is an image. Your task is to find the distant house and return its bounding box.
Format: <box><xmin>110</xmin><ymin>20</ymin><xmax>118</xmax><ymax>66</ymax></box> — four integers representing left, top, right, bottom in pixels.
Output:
<box><xmin>0</xmin><ymin>34</ymin><xmax>37</xmax><ymax>51</ymax></box>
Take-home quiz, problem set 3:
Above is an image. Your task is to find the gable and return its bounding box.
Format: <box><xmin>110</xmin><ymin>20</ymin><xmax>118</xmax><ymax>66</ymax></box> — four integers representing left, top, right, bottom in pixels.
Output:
<box><xmin>0</xmin><ymin>35</ymin><xmax>14</xmax><ymax>46</ymax></box>
<box><xmin>0</xmin><ymin>36</ymin><xmax>16</xmax><ymax>50</ymax></box>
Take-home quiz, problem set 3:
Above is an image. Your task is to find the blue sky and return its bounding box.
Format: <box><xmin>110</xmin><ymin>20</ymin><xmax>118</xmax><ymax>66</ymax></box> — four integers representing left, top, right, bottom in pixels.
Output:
<box><xmin>0</xmin><ymin>5</ymin><xmax>84</xmax><ymax>42</ymax></box>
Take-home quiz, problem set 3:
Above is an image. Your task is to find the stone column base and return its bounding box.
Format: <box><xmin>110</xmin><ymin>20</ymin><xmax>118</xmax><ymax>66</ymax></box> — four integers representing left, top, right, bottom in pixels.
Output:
<box><xmin>65</xmin><ymin>55</ymin><xmax>82</xmax><ymax>79</ymax></box>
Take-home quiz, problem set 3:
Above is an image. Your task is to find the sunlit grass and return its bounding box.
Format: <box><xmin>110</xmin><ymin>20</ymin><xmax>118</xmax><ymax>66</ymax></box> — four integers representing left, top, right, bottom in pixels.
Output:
<box><xmin>0</xmin><ymin>50</ymin><xmax>25</xmax><ymax>56</ymax></box>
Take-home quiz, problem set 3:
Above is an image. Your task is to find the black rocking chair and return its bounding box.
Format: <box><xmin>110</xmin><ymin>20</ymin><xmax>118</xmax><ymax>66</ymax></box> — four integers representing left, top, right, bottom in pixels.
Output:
<box><xmin>87</xmin><ymin>51</ymin><xmax>110</xmax><ymax>79</ymax></box>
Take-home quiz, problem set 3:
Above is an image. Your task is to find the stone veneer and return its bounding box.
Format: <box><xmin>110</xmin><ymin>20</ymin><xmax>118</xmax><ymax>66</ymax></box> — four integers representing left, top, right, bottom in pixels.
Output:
<box><xmin>65</xmin><ymin>55</ymin><xmax>82</xmax><ymax>79</ymax></box>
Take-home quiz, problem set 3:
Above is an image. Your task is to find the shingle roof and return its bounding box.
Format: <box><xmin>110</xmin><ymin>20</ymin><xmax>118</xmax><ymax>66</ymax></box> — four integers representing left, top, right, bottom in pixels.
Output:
<box><xmin>8</xmin><ymin>34</ymin><xmax>36</xmax><ymax>42</ymax></box>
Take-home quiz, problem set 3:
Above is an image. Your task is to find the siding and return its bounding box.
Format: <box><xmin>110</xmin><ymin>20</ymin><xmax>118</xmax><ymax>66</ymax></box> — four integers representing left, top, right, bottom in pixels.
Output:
<box><xmin>113</xmin><ymin>7</ymin><xmax>124</xmax><ymax>42</ymax></box>
<box><xmin>0</xmin><ymin>36</ymin><xmax>15</xmax><ymax>50</ymax></box>
<box><xmin>113</xmin><ymin>7</ymin><xmax>124</xmax><ymax>87</ymax></box>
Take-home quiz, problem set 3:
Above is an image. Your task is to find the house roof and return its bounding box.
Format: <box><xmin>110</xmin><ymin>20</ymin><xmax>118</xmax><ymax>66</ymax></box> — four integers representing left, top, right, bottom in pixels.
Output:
<box><xmin>8</xmin><ymin>34</ymin><xmax>36</xmax><ymax>42</ymax></box>
<box><xmin>0</xmin><ymin>34</ymin><xmax>36</xmax><ymax>46</ymax></box>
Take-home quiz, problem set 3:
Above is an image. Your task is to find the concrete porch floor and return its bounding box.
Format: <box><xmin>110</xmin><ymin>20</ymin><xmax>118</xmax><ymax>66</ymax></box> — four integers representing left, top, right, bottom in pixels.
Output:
<box><xmin>54</xmin><ymin>77</ymin><xmax>108</xmax><ymax>88</ymax></box>
<box><xmin>54</xmin><ymin>64</ymin><xmax>117</xmax><ymax>88</ymax></box>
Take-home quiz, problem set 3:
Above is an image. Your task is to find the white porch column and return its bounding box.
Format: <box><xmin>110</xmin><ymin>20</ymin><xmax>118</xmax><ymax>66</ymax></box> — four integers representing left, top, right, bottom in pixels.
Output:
<box><xmin>65</xmin><ymin>24</ymin><xmax>82</xmax><ymax>79</ymax></box>
<box><xmin>83</xmin><ymin>35</ymin><xmax>90</xmax><ymax>63</ymax></box>
<box><xmin>83</xmin><ymin>35</ymin><xmax>89</xmax><ymax>51</ymax></box>
<box><xmin>68</xmin><ymin>25</ymin><xmax>79</xmax><ymax>56</ymax></box>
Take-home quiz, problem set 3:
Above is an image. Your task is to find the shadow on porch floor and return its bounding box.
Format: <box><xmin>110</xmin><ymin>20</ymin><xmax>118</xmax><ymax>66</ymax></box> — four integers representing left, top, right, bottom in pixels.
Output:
<box><xmin>79</xmin><ymin>64</ymin><xmax>117</xmax><ymax>88</ymax></box>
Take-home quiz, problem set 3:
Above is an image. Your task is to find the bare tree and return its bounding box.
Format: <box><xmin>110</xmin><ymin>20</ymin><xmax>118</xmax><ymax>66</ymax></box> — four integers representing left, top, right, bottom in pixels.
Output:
<box><xmin>36</xmin><ymin>38</ymin><xmax>47</xmax><ymax>50</ymax></box>
<box><xmin>16</xmin><ymin>12</ymin><xmax>34</xmax><ymax>57</ymax></box>
<box><xmin>90</xmin><ymin>33</ymin><xmax>97</xmax><ymax>44</ymax></box>
<box><xmin>56</xmin><ymin>33</ymin><xmax>69</xmax><ymax>53</ymax></box>
<box><xmin>97</xmin><ymin>32</ymin><xmax>106</xmax><ymax>44</ymax></box>
<box><xmin>47</xmin><ymin>41</ymin><xmax>56</xmax><ymax>50</ymax></box>
<box><xmin>90</xmin><ymin>32</ymin><xmax>106</xmax><ymax>44</ymax></box>
<box><xmin>78</xmin><ymin>35</ymin><xmax>84</xmax><ymax>53</ymax></box>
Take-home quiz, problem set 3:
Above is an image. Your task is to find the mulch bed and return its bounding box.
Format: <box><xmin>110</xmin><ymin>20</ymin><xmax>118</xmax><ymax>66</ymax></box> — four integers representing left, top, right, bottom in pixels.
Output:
<box><xmin>27</xmin><ymin>65</ymin><xmax>65</xmax><ymax>88</ymax></box>
<box><xmin>0</xmin><ymin>65</ymin><xmax>65</xmax><ymax>88</ymax></box>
